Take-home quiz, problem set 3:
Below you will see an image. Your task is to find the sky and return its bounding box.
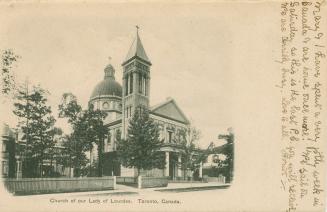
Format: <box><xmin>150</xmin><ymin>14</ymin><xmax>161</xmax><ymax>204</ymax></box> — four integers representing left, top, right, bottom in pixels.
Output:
<box><xmin>0</xmin><ymin>2</ymin><xmax>266</xmax><ymax>148</ymax></box>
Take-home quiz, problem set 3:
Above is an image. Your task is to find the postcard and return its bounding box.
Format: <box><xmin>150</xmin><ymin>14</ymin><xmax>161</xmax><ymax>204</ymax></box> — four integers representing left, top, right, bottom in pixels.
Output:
<box><xmin>0</xmin><ymin>1</ymin><xmax>326</xmax><ymax>211</ymax></box>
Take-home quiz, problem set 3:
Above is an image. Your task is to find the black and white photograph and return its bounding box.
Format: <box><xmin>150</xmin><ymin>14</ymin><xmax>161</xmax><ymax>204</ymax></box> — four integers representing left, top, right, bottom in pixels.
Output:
<box><xmin>0</xmin><ymin>1</ymin><xmax>326</xmax><ymax>212</ymax></box>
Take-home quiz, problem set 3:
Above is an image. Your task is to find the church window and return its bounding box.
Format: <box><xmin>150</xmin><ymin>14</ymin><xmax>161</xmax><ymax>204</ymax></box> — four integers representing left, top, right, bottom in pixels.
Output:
<box><xmin>125</xmin><ymin>75</ymin><xmax>129</xmax><ymax>96</ymax></box>
<box><xmin>103</xmin><ymin>102</ymin><xmax>109</xmax><ymax>109</ymax></box>
<box><xmin>138</xmin><ymin>73</ymin><xmax>142</xmax><ymax>94</ymax></box>
<box><xmin>129</xmin><ymin>73</ymin><xmax>133</xmax><ymax>94</ymax></box>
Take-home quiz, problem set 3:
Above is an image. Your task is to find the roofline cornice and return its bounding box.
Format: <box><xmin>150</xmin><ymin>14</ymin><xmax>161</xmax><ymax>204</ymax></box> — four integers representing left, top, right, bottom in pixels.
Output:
<box><xmin>122</xmin><ymin>55</ymin><xmax>152</xmax><ymax>66</ymax></box>
<box><xmin>89</xmin><ymin>95</ymin><xmax>122</xmax><ymax>102</ymax></box>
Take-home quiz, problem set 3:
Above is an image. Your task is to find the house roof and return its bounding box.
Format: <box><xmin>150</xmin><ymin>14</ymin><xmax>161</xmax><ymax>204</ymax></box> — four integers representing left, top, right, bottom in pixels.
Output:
<box><xmin>150</xmin><ymin>97</ymin><xmax>190</xmax><ymax>124</ymax></box>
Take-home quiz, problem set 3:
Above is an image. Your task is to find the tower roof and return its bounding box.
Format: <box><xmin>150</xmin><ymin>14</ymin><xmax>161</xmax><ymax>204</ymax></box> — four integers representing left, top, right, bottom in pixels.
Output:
<box><xmin>123</xmin><ymin>26</ymin><xmax>151</xmax><ymax>65</ymax></box>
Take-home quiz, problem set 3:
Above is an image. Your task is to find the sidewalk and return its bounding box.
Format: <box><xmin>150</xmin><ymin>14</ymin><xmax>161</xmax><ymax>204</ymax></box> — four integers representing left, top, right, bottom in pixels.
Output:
<box><xmin>154</xmin><ymin>182</ymin><xmax>230</xmax><ymax>192</ymax></box>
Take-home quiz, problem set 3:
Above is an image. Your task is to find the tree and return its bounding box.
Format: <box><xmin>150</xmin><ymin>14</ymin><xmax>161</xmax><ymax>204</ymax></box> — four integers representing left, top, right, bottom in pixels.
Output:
<box><xmin>116</xmin><ymin>106</ymin><xmax>165</xmax><ymax>177</ymax></box>
<box><xmin>85</xmin><ymin>104</ymin><xmax>108</xmax><ymax>177</ymax></box>
<box><xmin>45</xmin><ymin>127</ymin><xmax>63</xmax><ymax>177</ymax></box>
<box><xmin>217</xmin><ymin>128</ymin><xmax>234</xmax><ymax>183</ymax></box>
<box><xmin>58</xmin><ymin>134</ymin><xmax>89</xmax><ymax>177</ymax></box>
<box><xmin>176</xmin><ymin>125</ymin><xmax>206</xmax><ymax>180</ymax></box>
<box><xmin>1</xmin><ymin>49</ymin><xmax>20</xmax><ymax>96</ymax></box>
<box><xmin>58</xmin><ymin>92</ymin><xmax>108</xmax><ymax>177</ymax></box>
<box><xmin>13</xmin><ymin>85</ymin><xmax>57</xmax><ymax>177</ymax></box>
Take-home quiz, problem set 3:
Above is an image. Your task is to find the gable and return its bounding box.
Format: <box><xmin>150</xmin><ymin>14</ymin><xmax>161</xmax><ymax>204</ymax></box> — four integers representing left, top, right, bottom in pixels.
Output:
<box><xmin>151</xmin><ymin>99</ymin><xmax>189</xmax><ymax>124</ymax></box>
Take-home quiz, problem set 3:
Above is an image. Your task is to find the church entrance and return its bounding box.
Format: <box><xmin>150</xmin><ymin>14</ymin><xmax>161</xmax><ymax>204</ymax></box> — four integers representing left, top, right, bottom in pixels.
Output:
<box><xmin>169</xmin><ymin>152</ymin><xmax>178</xmax><ymax>180</ymax></box>
<box><xmin>102</xmin><ymin>152</ymin><xmax>121</xmax><ymax>176</ymax></box>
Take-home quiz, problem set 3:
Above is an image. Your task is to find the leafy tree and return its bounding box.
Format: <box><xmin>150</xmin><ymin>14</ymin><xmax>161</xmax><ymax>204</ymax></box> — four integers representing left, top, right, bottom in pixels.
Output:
<box><xmin>13</xmin><ymin>85</ymin><xmax>57</xmax><ymax>177</ymax></box>
<box><xmin>1</xmin><ymin>49</ymin><xmax>20</xmax><ymax>95</ymax></box>
<box><xmin>58</xmin><ymin>93</ymin><xmax>107</xmax><ymax>177</ymax></box>
<box><xmin>116</xmin><ymin>106</ymin><xmax>165</xmax><ymax>177</ymax></box>
<box><xmin>85</xmin><ymin>104</ymin><xmax>108</xmax><ymax>177</ymax></box>
<box><xmin>217</xmin><ymin>128</ymin><xmax>234</xmax><ymax>183</ymax></box>
<box><xmin>177</xmin><ymin>125</ymin><xmax>205</xmax><ymax>179</ymax></box>
<box><xmin>45</xmin><ymin>127</ymin><xmax>63</xmax><ymax>177</ymax></box>
<box><xmin>58</xmin><ymin>134</ymin><xmax>89</xmax><ymax>177</ymax></box>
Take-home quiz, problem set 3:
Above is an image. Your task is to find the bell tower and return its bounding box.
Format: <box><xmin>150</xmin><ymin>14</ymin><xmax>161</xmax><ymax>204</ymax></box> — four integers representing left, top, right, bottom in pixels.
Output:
<box><xmin>122</xmin><ymin>26</ymin><xmax>151</xmax><ymax>137</ymax></box>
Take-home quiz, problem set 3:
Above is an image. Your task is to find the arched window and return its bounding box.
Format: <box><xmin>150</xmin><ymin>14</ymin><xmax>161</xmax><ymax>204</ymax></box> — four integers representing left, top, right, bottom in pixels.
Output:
<box><xmin>125</xmin><ymin>75</ymin><xmax>129</xmax><ymax>96</ymax></box>
<box><xmin>103</xmin><ymin>102</ymin><xmax>109</xmax><ymax>109</ymax></box>
<box><xmin>138</xmin><ymin>73</ymin><xmax>142</xmax><ymax>94</ymax></box>
<box><xmin>129</xmin><ymin>73</ymin><xmax>133</xmax><ymax>94</ymax></box>
<box><xmin>145</xmin><ymin>77</ymin><xmax>148</xmax><ymax>96</ymax></box>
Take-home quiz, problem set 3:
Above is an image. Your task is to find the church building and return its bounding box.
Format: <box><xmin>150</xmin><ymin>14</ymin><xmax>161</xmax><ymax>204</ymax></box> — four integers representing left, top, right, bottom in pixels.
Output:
<box><xmin>89</xmin><ymin>29</ymin><xmax>196</xmax><ymax>179</ymax></box>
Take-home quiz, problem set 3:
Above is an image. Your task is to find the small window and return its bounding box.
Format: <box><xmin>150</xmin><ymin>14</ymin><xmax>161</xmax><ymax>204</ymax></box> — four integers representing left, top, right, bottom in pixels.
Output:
<box><xmin>103</xmin><ymin>102</ymin><xmax>109</xmax><ymax>109</ymax></box>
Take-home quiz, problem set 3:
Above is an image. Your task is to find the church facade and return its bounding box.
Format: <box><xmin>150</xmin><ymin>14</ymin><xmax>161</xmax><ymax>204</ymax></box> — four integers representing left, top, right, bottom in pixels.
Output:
<box><xmin>89</xmin><ymin>30</ymin><xmax>197</xmax><ymax>179</ymax></box>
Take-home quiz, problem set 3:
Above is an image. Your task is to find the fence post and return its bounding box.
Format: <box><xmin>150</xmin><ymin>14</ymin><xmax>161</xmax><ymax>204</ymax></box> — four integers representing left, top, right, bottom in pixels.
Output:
<box><xmin>113</xmin><ymin>176</ymin><xmax>116</xmax><ymax>190</ymax></box>
<box><xmin>138</xmin><ymin>176</ymin><xmax>142</xmax><ymax>189</ymax></box>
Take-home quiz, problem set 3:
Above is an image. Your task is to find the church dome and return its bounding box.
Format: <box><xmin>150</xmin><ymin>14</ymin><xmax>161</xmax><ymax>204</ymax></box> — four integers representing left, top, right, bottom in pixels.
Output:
<box><xmin>90</xmin><ymin>64</ymin><xmax>122</xmax><ymax>99</ymax></box>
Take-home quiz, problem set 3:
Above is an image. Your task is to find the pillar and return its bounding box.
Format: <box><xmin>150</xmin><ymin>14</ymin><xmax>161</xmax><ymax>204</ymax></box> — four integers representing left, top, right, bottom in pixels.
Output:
<box><xmin>199</xmin><ymin>162</ymin><xmax>203</xmax><ymax>178</ymax></box>
<box><xmin>138</xmin><ymin>176</ymin><xmax>142</xmax><ymax>189</ymax></box>
<box><xmin>143</xmin><ymin>75</ymin><xmax>146</xmax><ymax>95</ymax></box>
<box><xmin>165</xmin><ymin>152</ymin><xmax>169</xmax><ymax>177</ymax></box>
<box><xmin>16</xmin><ymin>160</ymin><xmax>22</xmax><ymax>179</ymax></box>
<box><xmin>113</xmin><ymin>176</ymin><xmax>117</xmax><ymax>190</ymax></box>
<box><xmin>146</xmin><ymin>76</ymin><xmax>150</xmax><ymax>97</ymax></box>
<box><xmin>177</xmin><ymin>154</ymin><xmax>182</xmax><ymax>178</ymax></box>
